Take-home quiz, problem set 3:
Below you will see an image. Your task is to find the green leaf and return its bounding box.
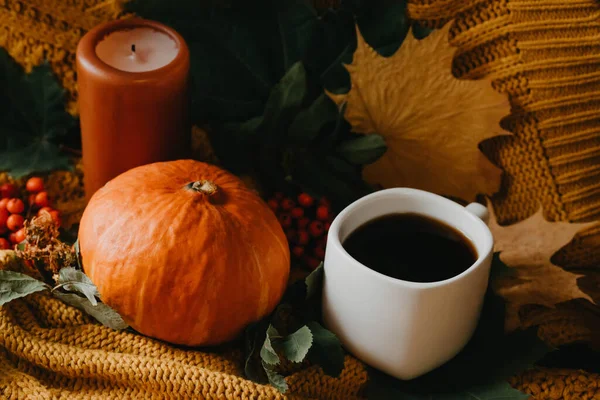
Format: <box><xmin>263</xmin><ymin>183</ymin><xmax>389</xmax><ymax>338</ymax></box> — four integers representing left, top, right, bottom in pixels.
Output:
<box><xmin>312</xmin><ymin>9</ymin><xmax>355</xmax><ymax>93</ymax></box>
<box><xmin>289</xmin><ymin>153</ymin><xmax>374</xmax><ymax>210</ymax></box>
<box><xmin>260</xmin><ymin>325</ymin><xmax>282</xmax><ymax>366</ymax></box>
<box><xmin>280</xmin><ymin>325</ymin><xmax>313</xmax><ymax>363</ymax></box>
<box><xmin>274</xmin><ymin>0</ymin><xmax>319</xmax><ymax>72</ymax></box>
<box><xmin>302</xmin><ymin>262</ymin><xmax>325</xmax><ymax>322</ymax></box>
<box><xmin>306</xmin><ymin>321</ymin><xmax>345</xmax><ymax>377</ymax></box>
<box><xmin>263</xmin><ymin>361</ymin><xmax>289</xmax><ymax>393</ymax></box>
<box><xmin>337</xmin><ymin>134</ymin><xmax>387</xmax><ymax>165</ymax></box>
<box><xmin>56</xmin><ymin>267</ymin><xmax>99</xmax><ymax>306</ymax></box>
<box><xmin>162</xmin><ymin>23</ymin><xmax>273</xmax><ymax>123</ymax></box>
<box><xmin>233</xmin><ymin>116</ymin><xmax>264</xmax><ymax>138</ymax></box>
<box><xmin>327</xmin><ymin>102</ymin><xmax>349</xmax><ymax>146</ymax></box>
<box><xmin>320</xmin><ymin>45</ymin><xmax>353</xmax><ymax>93</ymax></box>
<box><xmin>212</xmin><ymin>116</ymin><xmax>264</xmax><ymax>174</ymax></box>
<box><xmin>0</xmin><ymin>140</ymin><xmax>71</xmax><ymax>179</ymax></box>
<box><xmin>126</xmin><ymin>0</ymin><xmax>410</xmax><ymax>121</ymax></box>
<box><xmin>0</xmin><ymin>270</ymin><xmax>49</xmax><ymax>305</ymax></box>
<box><xmin>261</xmin><ymin>62</ymin><xmax>308</xmax><ymax>139</ymax></box>
<box><xmin>288</xmin><ymin>94</ymin><xmax>339</xmax><ymax>143</ymax></box>
<box><xmin>305</xmin><ymin>262</ymin><xmax>324</xmax><ymax>302</ymax></box>
<box><xmin>126</xmin><ymin>0</ymin><xmax>363</xmax><ymax>121</ymax></box>
<box><xmin>54</xmin><ymin>292</ymin><xmax>128</xmax><ymax>330</ymax></box>
<box><xmin>127</xmin><ymin>1</ymin><xmax>322</xmax><ymax>123</ymax></box>
<box><xmin>125</xmin><ymin>1</ymin><xmax>393</xmax><ymax>202</ymax></box>
<box><xmin>22</xmin><ymin>63</ymin><xmax>74</xmax><ymax>137</ymax></box>
<box><xmin>243</xmin><ymin>319</ymin><xmax>270</xmax><ymax>384</ymax></box>
<box><xmin>252</xmin><ymin>62</ymin><xmax>309</xmax><ymax>188</ymax></box>
<box><xmin>0</xmin><ymin>53</ymin><xmax>75</xmax><ymax>177</ymax></box>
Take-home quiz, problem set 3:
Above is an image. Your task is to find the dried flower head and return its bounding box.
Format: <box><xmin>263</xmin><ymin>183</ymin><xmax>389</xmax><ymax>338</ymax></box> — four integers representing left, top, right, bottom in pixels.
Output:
<box><xmin>15</xmin><ymin>213</ymin><xmax>77</xmax><ymax>279</ymax></box>
<box><xmin>24</xmin><ymin>212</ymin><xmax>59</xmax><ymax>249</ymax></box>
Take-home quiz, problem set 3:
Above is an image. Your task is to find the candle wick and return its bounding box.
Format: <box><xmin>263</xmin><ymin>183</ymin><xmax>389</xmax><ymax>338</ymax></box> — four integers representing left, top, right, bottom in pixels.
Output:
<box><xmin>131</xmin><ymin>44</ymin><xmax>136</xmax><ymax>53</ymax></box>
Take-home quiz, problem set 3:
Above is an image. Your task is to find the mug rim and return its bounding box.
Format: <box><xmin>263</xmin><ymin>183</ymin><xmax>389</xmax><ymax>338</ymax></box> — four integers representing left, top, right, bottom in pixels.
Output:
<box><xmin>329</xmin><ymin>188</ymin><xmax>494</xmax><ymax>289</ymax></box>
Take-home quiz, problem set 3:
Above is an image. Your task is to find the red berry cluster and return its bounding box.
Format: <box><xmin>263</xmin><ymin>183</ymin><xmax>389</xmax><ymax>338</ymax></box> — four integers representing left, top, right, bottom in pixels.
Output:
<box><xmin>0</xmin><ymin>177</ymin><xmax>61</xmax><ymax>250</ymax></box>
<box><xmin>268</xmin><ymin>192</ymin><xmax>334</xmax><ymax>270</ymax></box>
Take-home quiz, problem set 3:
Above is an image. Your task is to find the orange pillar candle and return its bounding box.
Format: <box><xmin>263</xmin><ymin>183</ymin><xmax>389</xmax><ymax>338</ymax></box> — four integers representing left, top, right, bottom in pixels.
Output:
<box><xmin>76</xmin><ymin>18</ymin><xmax>190</xmax><ymax>199</ymax></box>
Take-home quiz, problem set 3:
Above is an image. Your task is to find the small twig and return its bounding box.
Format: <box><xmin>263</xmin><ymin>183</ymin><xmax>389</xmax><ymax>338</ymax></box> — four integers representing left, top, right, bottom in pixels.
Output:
<box><xmin>51</xmin><ymin>283</ymin><xmax>67</xmax><ymax>292</ymax></box>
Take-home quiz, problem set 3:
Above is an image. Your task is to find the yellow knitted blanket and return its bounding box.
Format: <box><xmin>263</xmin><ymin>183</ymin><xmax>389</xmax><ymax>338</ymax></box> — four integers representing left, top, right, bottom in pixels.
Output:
<box><xmin>1</xmin><ymin>0</ymin><xmax>600</xmax><ymax>399</ymax></box>
<box><xmin>1</xmin><ymin>278</ymin><xmax>599</xmax><ymax>399</ymax></box>
<box><xmin>0</xmin><ymin>292</ymin><xmax>369</xmax><ymax>399</ymax></box>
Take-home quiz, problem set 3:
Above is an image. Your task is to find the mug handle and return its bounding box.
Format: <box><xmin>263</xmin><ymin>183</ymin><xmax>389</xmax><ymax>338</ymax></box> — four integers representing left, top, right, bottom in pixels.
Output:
<box><xmin>465</xmin><ymin>203</ymin><xmax>490</xmax><ymax>225</ymax></box>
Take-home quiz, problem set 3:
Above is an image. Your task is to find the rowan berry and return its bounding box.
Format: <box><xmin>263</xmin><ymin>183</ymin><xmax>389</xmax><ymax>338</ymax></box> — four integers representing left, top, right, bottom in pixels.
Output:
<box><xmin>37</xmin><ymin>206</ymin><xmax>53</xmax><ymax>217</ymax></box>
<box><xmin>297</xmin><ymin>193</ymin><xmax>314</xmax><ymax>208</ymax></box>
<box><xmin>297</xmin><ymin>230</ymin><xmax>310</xmax><ymax>245</ymax></box>
<box><xmin>49</xmin><ymin>210</ymin><xmax>61</xmax><ymax>227</ymax></box>
<box><xmin>0</xmin><ymin>183</ymin><xmax>18</xmax><ymax>199</ymax></box>
<box><xmin>6</xmin><ymin>214</ymin><xmax>24</xmax><ymax>231</ymax></box>
<box><xmin>278</xmin><ymin>213</ymin><xmax>292</xmax><ymax>229</ymax></box>
<box><xmin>26</xmin><ymin>177</ymin><xmax>44</xmax><ymax>193</ymax></box>
<box><xmin>316</xmin><ymin>205</ymin><xmax>330</xmax><ymax>221</ymax></box>
<box><xmin>267</xmin><ymin>199</ymin><xmax>279</xmax><ymax>211</ymax></box>
<box><xmin>292</xmin><ymin>246</ymin><xmax>304</xmax><ymax>258</ymax></box>
<box><xmin>314</xmin><ymin>246</ymin><xmax>326</xmax><ymax>260</ymax></box>
<box><xmin>14</xmin><ymin>228</ymin><xmax>26</xmax><ymax>244</ymax></box>
<box><xmin>304</xmin><ymin>256</ymin><xmax>321</xmax><ymax>270</ymax></box>
<box><xmin>281</xmin><ymin>198</ymin><xmax>295</xmax><ymax>211</ymax></box>
<box><xmin>6</xmin><ymin>198</ymin><xmax>24</xmax><ymax>214</ymax></box>
<box><xmin>309</xmin><ymin>221</ymin><xmax>325</xmax><ymax>237</ymax></box>
<box><xmin>297</xmin><ymin>217</ymin><xmax>310</xmax><ymax>229</ymax></box>
<box><xmin>291</xmin><ymin>207</ymin><xmax>304</xmax><ymax>219</ymax></box>
<box><xmin>319</xmin><ymin>197</ymin><xmax>331</xmax><ymax>207</ymax></box>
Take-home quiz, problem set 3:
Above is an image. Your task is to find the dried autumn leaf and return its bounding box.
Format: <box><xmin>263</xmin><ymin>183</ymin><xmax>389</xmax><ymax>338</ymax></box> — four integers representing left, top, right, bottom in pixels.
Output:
<box><xmin>489</xmin><ymin>204</ymin><xmax>597</xmax><ymax>331</ymax></box>
<box><xmin>328</xmin><ymin>23</ymin><xmax>510</xmax><ymax>202</ymax></box>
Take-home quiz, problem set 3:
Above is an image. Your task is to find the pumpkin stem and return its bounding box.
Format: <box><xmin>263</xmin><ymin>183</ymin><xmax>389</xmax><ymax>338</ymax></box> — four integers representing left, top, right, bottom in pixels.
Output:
<box><xmin>187</xmin><ymin>180</ymin><xmax>218</xmax><ymax>196</ymax></box>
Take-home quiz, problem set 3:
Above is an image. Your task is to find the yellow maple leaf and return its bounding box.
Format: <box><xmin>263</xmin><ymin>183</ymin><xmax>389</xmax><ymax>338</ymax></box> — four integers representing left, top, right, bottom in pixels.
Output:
<box><xmin>328</xmin><ymin>23</ymin><xmax>511</xmax><ymax>202</ymax></box>
<box><xmin>488</xmin><ymin>203</ymin><xmax>597</xmax><ymax>331</ymax></box>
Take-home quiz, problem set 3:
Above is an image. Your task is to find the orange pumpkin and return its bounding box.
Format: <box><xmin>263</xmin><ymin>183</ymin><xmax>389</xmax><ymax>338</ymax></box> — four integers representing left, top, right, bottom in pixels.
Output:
<box><xmin>78</xmin><ymin>160</ymin><xmax>290</xmax><ymax>346</ymax></box>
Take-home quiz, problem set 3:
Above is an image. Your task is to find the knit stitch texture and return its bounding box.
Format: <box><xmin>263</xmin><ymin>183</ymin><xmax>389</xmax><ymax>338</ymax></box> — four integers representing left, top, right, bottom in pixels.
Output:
<box><xmin>0</xmin><ymin>0</ymin><xmax>599</xmax><ymax>398</ymax></box>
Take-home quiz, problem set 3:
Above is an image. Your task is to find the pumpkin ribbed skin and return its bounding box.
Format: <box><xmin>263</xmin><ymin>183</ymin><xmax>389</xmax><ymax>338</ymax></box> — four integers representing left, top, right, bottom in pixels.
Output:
<box><xmin>78</xmin><ymin>160</ymin><xmax>290</xmax><ymax>346</ymax></box>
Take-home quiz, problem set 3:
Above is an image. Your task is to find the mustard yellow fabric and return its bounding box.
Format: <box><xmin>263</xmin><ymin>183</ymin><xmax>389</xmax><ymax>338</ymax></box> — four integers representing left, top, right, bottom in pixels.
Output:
<box><xmin>1</xmin><ymin>0</ymin><xmax>600</xmax><ymax>398</ymax></box>
<box><xmin>0</xmin><ymin>292</ymin><xmax>369</xmax><ymax>399</ymax></box>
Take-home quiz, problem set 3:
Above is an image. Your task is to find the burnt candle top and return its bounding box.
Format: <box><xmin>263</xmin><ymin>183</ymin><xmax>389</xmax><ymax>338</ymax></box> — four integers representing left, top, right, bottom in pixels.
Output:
<box><xmin>77</xmin><ymin>18</ymin><xmax>190</xmax><ymax>83</ymax></box>
<box><xmin>95</xmin><ymin>27</ymin><xmax>178</xmax><ymax>72</ymax></box>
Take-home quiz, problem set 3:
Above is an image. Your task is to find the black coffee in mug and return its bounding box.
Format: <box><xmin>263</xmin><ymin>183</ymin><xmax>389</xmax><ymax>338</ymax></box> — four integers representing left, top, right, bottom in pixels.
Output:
<box><xmin>342</xmin><ymin>213</ymin><xmax>477</xmax><ymax>283</ymax></box>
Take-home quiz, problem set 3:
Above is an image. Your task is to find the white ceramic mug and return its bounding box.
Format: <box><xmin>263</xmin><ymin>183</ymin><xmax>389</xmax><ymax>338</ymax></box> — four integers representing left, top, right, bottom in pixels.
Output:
<box><xmin>322</xmin><ymin>188</ymin><xmax>494</xmax><ymax>380</ymax></box>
